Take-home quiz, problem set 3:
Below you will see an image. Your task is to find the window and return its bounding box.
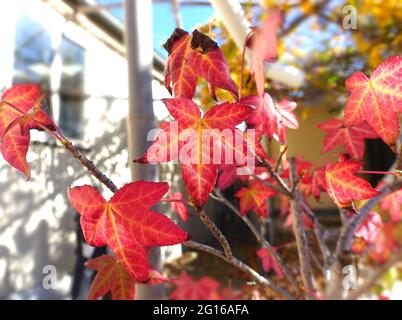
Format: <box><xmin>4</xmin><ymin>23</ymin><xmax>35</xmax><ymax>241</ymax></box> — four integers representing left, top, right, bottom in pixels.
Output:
<box><xmin>59</xmin><ymin>37</ymin><xmax>85</xmax><ymax>139</ymax></box>
<box><xmin>12</xmin><ymin>11</ymin><xmax>86</xmax><ymax>139</ymax></box>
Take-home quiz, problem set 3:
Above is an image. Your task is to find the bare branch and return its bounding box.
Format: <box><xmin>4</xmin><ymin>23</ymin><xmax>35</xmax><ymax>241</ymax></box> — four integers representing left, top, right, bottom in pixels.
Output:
<box><xmin>195</xmin><ymin>208</ymin><xmax>233</xmax><ymax>260</ymax></box>
<box><xmin>289</xmin><ymin>157</ymin><xmax>316</xmax><ymax>297</ymax></box>
<box><xmin>301</xmin><ymin>200</ymin><xmax>333</xmax><ymax>267</ymax></box>
<box><xmin>184</xmin><ymin>240</ymin><xmax>295</xmax><ymax>299</ymax></box>
<box><xmin>212</xmin><ymin>189</ymin><xmax>301</xmax><ymax>294</ymax></box>
<box><xmin>62</xmin><ymin>140</ymin><xmax>118</xmax><ymax>193</ymax></box>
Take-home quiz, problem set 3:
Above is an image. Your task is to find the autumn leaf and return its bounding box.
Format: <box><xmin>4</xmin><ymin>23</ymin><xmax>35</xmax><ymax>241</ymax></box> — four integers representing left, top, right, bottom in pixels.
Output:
<box><xmin>325</xmin><ymin>159</ymin><xmax>380</xmax><ymax>208</ymax></box>
<box><xmin>170</xmin><ymin>272</ymin><xmax>221</xmax><ymax>300</ymax></box>
<box><xmin>0</xmin><ymin>84</ymin><xmax>54</xmax><ymax>134</ymax></box>
<box><xmin>67</xmin><ymin>181</ymin><xmax>188</xmax><ymax>282</ymax></box>
<box><xmin>85</xmin><ymin>255</ymin><xmax>168</xmax><ymax>300</ymax></box>
<box><xmin>318</xmin><ymin>119</ymin><xmax>378</xmax><ymax>160</ymax></box>
<box><xmin>241</xmin><ymin>93</ymin><xmax>299</xmax><ymax>143</ymax></box>
<box><xmin>168</xmin><ymin>191</ymin><xmax>189</xmax><ymax>221</ymax></box>
<box><xmin>0</xmin><ymin>84</ymin><xmax>56</xmax><ymax>177</ymax></box>
<box><xmin>247</xmin><ymin>9</ymin><xmax>283</xmax><ymax>96</ymax></box>
<box><xmin>256</xmin><ymin>247</ymin><xmax>284</xmax><ymax>278</ymax></box>
<box><xmin>135</xmin><ymin>98</ymin><xmax>254</xmax><ymax>208</ymax></box>
<box><xmin>353</xmin><ymin>211</ymin><xmax>383</xmax><ymax>248</ymax></box>
<box><xmin>311</xmin><ymin>167</ymin><xmax>326</xmax><ymax>201</ymax></box>
<box><xmin>86</xmin><ymin>255</ymin><xmax>137</xmax><ymax>300</ymax></box>
<box><xmin>344</xmin><ymin>56</ymin><xmax>402</xmax><ymax>151</ymax></box>
<box><xmin>370</xmin><ymin>222</ymin><xmax>399</xmax><ymax>263</ymax></box>
<box><xmin>235</xmin><ymin>180</ymin><xmax>276</xmax><ymax>218</ymax></box>
<box><xmin>1</xmin><ymin>122</ymin><xmax>31</xmax><ymax>177</ymax></box>
<box><xmin>164</xmin><ymin>28</ymin><xmax>237</xmax><ymax>100</ymax></box>
<box><xmin>380</xmin><ymin>189</ymin><xmax>402</xmax><ymax>222</ymax></box>
<box><xmin>217</xmin><ymin>165</ymin><xmax>238</xmax><ymax>190</ymax></box>
<box><xmin>284</xmin><ymin>210</ymin><xmax>314</xmax><ymax>230</ymax></box>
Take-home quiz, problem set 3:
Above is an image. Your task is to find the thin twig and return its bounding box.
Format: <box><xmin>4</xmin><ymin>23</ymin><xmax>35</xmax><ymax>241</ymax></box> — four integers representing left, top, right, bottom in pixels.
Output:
<box><xmin>62</xmin><ymin>140</ymin><xmax>118</xmax><ymax>193</ymax></box>
<box><xmin>212</xmin><ymin>190</ymin><xmax>301</xmax><ymax>294</ymax></box>
<box><xmin>184</xmin><ymin>240</ymin><xmax>294</xmax><ymax>300</ymax></box>
<box><xmin>289</xmin><ymin>157</ymin><xmax>315</xmax><ymax>297</ymax></box>
<box><xmin>274</xmin><ymin>145</ymin><xmax>288</xmax><ymax>173</ymax></box>
<box><xmin>258</xmin><ymin>157</ymin><xmax>293</xmax><ymax>198</ymax></box>
<box><xmin>301</xmin><ymin>200</ymin><xmax>332</xmax><ymax>267</ymax></box>
<box><xmin>194</xmin><ymin>208</ymin><xmax>233</xmax><ymax>260</ymax></box>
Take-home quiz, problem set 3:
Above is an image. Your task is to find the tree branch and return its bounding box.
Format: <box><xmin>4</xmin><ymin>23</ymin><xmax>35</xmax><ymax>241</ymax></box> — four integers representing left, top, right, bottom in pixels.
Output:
<box><xmin>212</xmin><ymin>189</ymin><xmax>301</xmax><ymax>294</ymax></box>
<box><xmin>194</xmin><ymin>208</ymin><xmax>233</xmax><ymax>260</ymax></box>
<box><xmin>289</xmin><ymin>157</ymin><xmax>316</xmax><ymax>297</ymax></box>
<box><xmin>62</xmin><ymin>140</ymin><xmax>118</xmax><ymax>193</ymax></box>
<box><xmin>184</xmin><ymin>240</ymin><xmax>294</xmax><ymax>300</ymax></box>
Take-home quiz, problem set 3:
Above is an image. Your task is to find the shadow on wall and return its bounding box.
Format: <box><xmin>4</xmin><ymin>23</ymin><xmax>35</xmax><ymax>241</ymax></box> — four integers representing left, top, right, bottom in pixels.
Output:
<box><xmin>0</xmin><ymin>103</ymin><xmax>130</xmax><ymax>299</ymax></box>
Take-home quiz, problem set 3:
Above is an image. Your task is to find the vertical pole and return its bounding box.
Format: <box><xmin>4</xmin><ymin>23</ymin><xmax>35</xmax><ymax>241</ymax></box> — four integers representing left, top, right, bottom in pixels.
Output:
<box><xmin>124</xmin><ymin>0</ymin><xmax>164</xmax><ymax>299</ymax></box>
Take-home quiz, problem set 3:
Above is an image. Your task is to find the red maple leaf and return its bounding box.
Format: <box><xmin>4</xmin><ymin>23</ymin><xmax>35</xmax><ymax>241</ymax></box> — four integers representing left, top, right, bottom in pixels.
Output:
<box><xmin>241</xmin><ymin>93</ymin><xmax>298</xmax><ymax>143</ymax></box>
<box><xmin>325</xmin><ymin>159</ymin><xmax>379</xmax><ymax>208</ymax></box>
<box><xmin>284</xmin><ymin>210</ymin><xmax>314</xmax><ymax>230</ymax></box>
<box><xmin>256</xmin><ymin>247</ymin><xmax>284</xmax><ymax>278</ymax></box>
<box><xmin>318</xmin><ymin>118</ymin><xmax>378</xmax><ymax>160</ymax></box>
<box><xmin>0</xmin><ymin>84</ymin><xmax>55</xmax><ymax>177</ymax></box>
<box><xmin>135</xmin><ymin>98</ymin><xmax>254</xmax><ymax>208</ymax></box>
<box><xmin>217</xmin><ymin>165</ymin><xmax>238</xmax><ymax>190</ymax></box>
<box><xmin>370</xmin><ymin>222</ymin><xmax>398</xmax><ymax>263</ymax></box>
<box><xmin>344</xmin><ymin>56</ymin><xmax>402</xmax><ymax>151</ymax></box>
<box><xmin>380</xmin><ymin>189</ymin><xmax>402</xmax><ymax>222</ymax></box>
<box><xmin>168</xmin><ymin>191</ymin><xmax>189</xmax><ymax>221</ymax></box>
<box><xmin>85</xmin><ymin>255</ymin><xmax>168</xmax><ymax>300</ymax></box>
<box><xmin>85</xmin><ymin>255</ymin><xmax>136</xmax><ymax>300</ymax></box>
<box><xmin>164</xmin><ymin>28</ymin><xmax>237</xmax><ymax>100</ymax></box>
<box><xmin>354</xmin><ymin>211</ymin><xmax>383</xmax><ymax>246</ymax></box>
<box><xmin>170</xmin><ymin>272</ymin><xmax>221</xmax><ymax>300</ymax></box>
<box><xmin>311</xmin><ymin>167</ymin><xmax>326</xmax><ymax>201</ymax></box>
<box><xmin>67</xmin><ymin>181</ymin><xmax>188</xmax><ymax>282</ymax></box>
<box><xmin>235</xmin><ymin>180</ymin><xmax>276</xmax><ymax>218</ymax></box>
<box><xmin>247</xmin><ymin>9</ymin><xmax>283</xmax><ymax>96</ymax></box>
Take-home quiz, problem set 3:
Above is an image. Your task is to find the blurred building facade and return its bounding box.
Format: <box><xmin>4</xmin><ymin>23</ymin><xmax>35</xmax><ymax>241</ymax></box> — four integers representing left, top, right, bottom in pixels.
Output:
<box><xmin>0</xmin><ymin>0</ymin><xmax>179</xmax><ymax>299</ymax></box>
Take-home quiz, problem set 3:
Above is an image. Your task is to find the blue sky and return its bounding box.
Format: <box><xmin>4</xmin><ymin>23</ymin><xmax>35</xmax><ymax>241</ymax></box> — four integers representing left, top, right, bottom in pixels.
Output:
<box><xmin>95</xmin><ymin>0</ymin><xmax>348</xmax><ymax>62</ymax></box>
<box><xmin>96</xmin><ymin>0</ymin><xmax>214</xmax><ymax>57</ymax></box>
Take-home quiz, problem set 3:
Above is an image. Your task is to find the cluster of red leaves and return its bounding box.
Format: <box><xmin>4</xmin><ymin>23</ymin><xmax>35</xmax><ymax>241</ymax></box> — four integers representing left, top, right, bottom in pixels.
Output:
<box><xmin>380</xmin><ymin>189</ymin><xmax>402</xmax><ymax>222</ymax></box>
<box><xmin>351</xmin><ymin>211</ymin><xmax>401</xmax><ymax>264</ymax></box>
<box><xmin>316</xmin><ymin>56</ymin><xmax>401</xmax><ymax>208</ymax></box>
<box><xmin>0</xmin><ymin>84</ymin><xmax>55</xmax><ymax>177</ymax></box>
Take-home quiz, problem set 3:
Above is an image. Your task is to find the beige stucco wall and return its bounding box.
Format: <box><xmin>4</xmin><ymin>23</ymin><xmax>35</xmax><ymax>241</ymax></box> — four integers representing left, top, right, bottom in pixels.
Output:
<box><xmin>269</xmin><ymin>106</ymin><xmax>341</xmax><ymax>210</ymax></box>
